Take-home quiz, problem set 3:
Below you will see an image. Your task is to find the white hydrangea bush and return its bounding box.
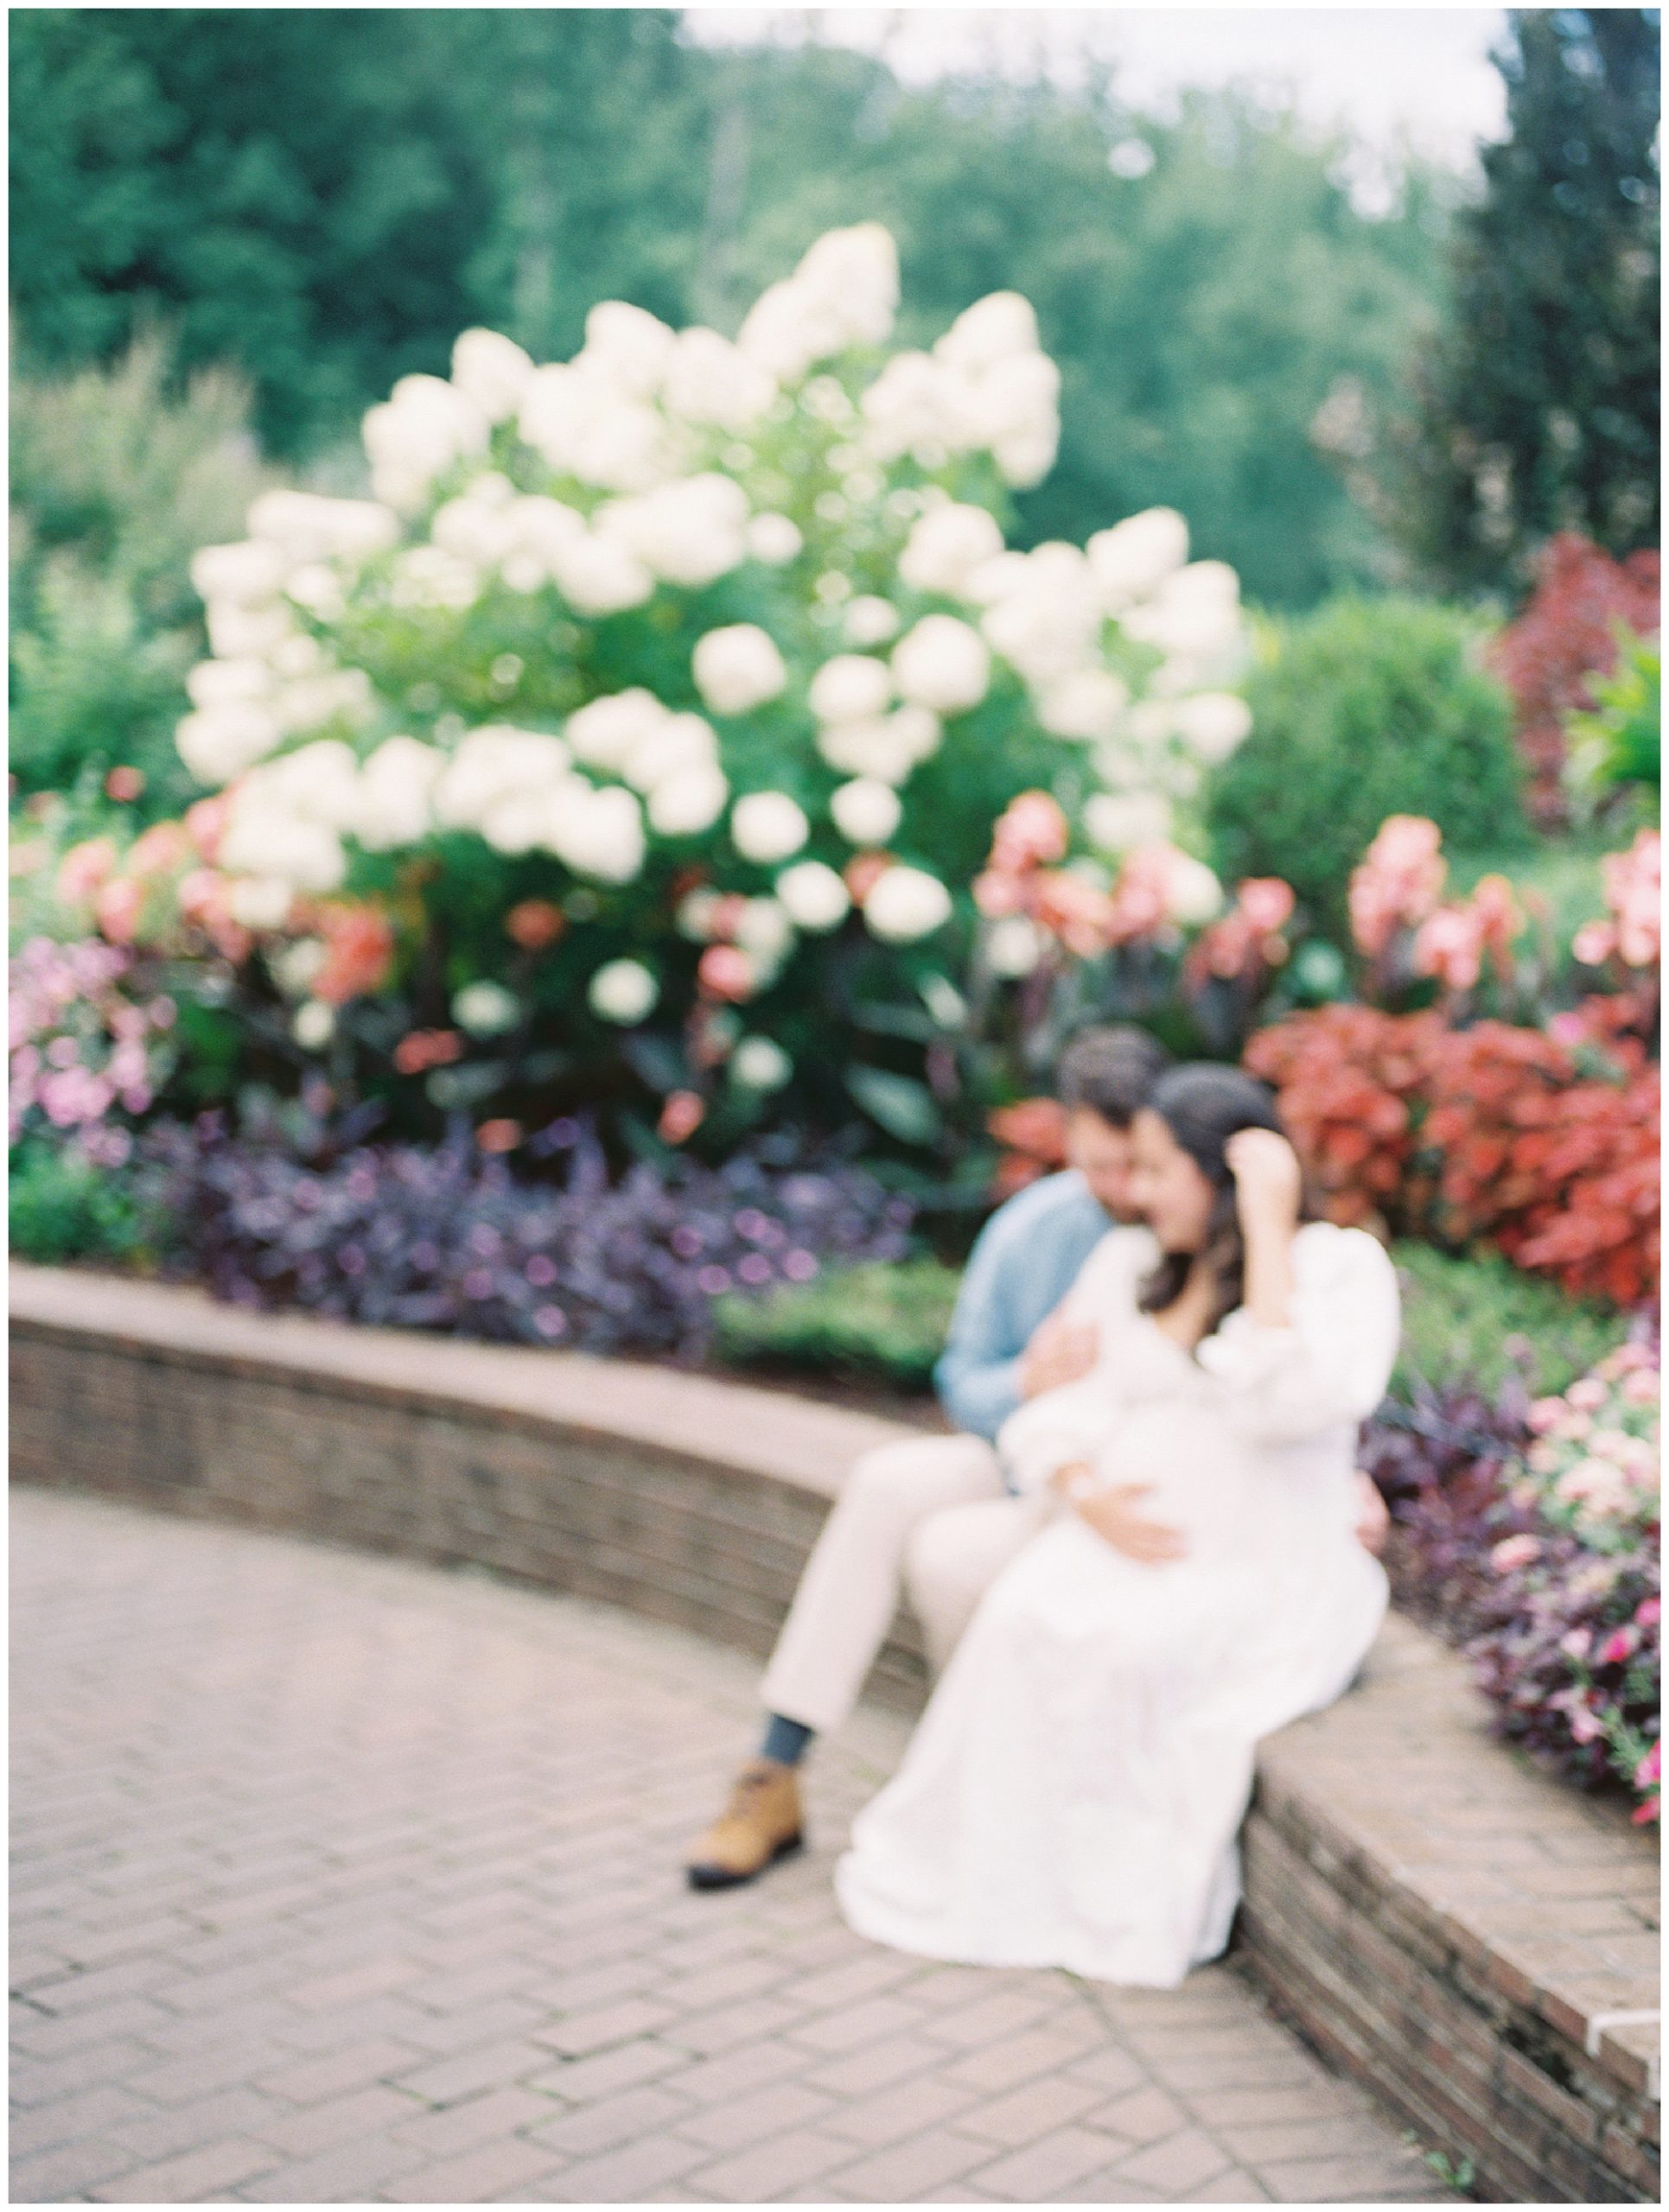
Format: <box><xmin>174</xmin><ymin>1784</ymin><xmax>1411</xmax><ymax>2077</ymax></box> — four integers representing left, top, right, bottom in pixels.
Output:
<box><xmin>175</xmin><ymin>223</ymin><xmax>1252</xmax><ymax>1142</ymax></box>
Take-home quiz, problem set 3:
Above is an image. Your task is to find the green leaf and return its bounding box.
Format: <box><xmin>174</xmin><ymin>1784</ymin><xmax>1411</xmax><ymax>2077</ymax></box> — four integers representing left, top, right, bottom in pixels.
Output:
<box><xmin>845</xmin><ymin>1065</ymin><xmax>943</xmax><ymax>1146</ymax></box>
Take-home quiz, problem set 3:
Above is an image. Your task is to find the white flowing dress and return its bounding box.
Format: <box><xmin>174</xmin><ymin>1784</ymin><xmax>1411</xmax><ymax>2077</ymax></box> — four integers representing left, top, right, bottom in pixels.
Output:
<box><xmin>835</xmin><ymin>1220</ymin><xmax>1400</xmax><ymax>1988</ymax></box>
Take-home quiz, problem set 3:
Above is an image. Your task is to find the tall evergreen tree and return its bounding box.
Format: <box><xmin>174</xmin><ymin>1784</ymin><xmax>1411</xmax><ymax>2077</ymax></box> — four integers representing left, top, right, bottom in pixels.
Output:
<box><xmin>1391</xmin><ymin>8</ymin><xmax>1659</xmax><ymax>594</ymax></box>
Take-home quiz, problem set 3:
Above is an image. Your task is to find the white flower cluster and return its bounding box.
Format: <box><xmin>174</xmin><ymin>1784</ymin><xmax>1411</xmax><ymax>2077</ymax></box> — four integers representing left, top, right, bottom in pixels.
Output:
<box><xmin>862</xmin><ymin>292</ymin><xmax>1061</xmax><ymax>487</ymax></box>
<box><xmin>736</xmin><ymin>222</ymin><xmax>901</xmax><ymax>385</ymax></box>
<box><xmin>177</xmin><ymin>220</ymin><xmax>1254</xmax><ymax>1024</ymax></box>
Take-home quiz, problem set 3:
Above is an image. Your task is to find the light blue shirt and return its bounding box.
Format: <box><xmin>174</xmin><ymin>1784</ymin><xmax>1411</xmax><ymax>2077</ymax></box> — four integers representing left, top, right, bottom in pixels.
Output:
<box><xmin>933</xmin><ymin>1169</ymin><xmax>1112</xmax><ymax>1442</ymax></box>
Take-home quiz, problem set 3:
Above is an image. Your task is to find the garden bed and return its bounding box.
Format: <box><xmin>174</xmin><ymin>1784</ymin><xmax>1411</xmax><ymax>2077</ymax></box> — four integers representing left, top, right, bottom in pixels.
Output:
<box><xmin>10</xmin><ymin>1259</ymin><xmax>1658</xmax><ymax>2202</ymax></box>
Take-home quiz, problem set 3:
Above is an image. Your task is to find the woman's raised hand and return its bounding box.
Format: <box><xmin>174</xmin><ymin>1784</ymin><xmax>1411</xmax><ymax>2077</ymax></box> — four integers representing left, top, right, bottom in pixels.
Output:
<box><xmin>1224</xmin><ymin>1128</ymin><xmax>1303</xmax><ymax>1239</ymax></box>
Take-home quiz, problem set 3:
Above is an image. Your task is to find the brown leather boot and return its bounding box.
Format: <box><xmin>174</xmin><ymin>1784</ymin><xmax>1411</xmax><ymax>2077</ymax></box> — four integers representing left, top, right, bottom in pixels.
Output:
<box><xmin>685</xmin><ymin>1759</ymin><xmax>805</xmax><ymax>1891</ymax></box>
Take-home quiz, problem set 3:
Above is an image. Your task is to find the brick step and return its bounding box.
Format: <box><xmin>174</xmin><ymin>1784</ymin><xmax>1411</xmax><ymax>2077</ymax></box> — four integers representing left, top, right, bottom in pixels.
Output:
<box><xmin>10</xmin><ymin>1261</ymin><xmax>1659</xmax><ymax>2201</ymax></box>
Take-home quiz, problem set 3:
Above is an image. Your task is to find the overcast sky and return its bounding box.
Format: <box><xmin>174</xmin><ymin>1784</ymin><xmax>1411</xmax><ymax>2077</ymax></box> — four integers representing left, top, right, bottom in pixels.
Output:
<box><xmin>684</xmin><ymin>8</ymin><xmax>1512</xmax><ymax>175</ymax></box>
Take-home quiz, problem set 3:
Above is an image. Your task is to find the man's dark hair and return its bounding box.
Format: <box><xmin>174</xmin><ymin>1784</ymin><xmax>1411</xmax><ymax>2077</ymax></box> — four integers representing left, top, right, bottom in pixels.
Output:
<box><xmin>1054</xmin><ymin>1025</ymin><xmax>1172</xmax><ymax>1128</ymax></box>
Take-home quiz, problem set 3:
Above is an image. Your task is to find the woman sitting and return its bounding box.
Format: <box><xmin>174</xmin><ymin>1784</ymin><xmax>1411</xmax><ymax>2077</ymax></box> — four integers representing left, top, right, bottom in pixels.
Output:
<box><xmin>835</xmin><ymin>1064</ymin><xmax>1400</xmax><ymax>1989</ymax></box>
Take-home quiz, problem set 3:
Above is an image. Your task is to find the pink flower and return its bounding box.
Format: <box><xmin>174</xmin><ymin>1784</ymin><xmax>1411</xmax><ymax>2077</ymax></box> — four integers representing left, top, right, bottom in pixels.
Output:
<box><xmin>1559</xmin><ymin>1627</ymin><xmax>1593</xmax><ymax>1661</ymax></box>
<box><xmin>991</xmin><ymin>791</ymin><xmax>1069</xmax><ymax>873</ymax></box>
<box><xmin>39</xmin><ymin>1065</ymin><xmax>114</xmax><ymax>1128</ymax></box>
<box><xmin>1238</xmin><ymin>877</ymin><xmax>1296</xmax><ymax>935</ymax></box>
<box><xmin>1527</xmin><ymin>1397</ymin><xmax>1567</xmax><ymax>1434</ymax></box>
<box><xmin>1348</xmin><ymin>815</ymin><xmax>1446</xmax><ymax>957</ymax></box>
<box><xmin>1597</xmin><ymin>1628</ymin><xmax>1638</xmax><ymax>1667</ymax></box>
<box><xmin>1572</xmin><ymin>920</ymin><xmax>1615</xmax><ymax>967</ymax></box>
<box><xmin>56</xmin><ymin>837</ymin><xmax>118</xmax><ymax>907</ymax></box>
<box><xmin>1567</xmin><ymin>1376</ymin><xmax>1607</xmax><ymax>1413</ymax></box>
<box><xmin>972</xmin><ymin>868</ymin><xmax>1027</xmax><ymax>919</ymax></box>
<box><xmin>1489</xmin><ymin>1534</ymin><xmax>1541</xmax><ymax>1573</ymax></box>
<box><xmin>697</xmin><ymin>945</ymin><xmax>757</xmax><ymax>1002</ymax></box>
<box><xmin>1568</xmin><ymin>1706</ymin><xmax>1604</xmax><ymax>1744</ymax></box>
<box><xmin>1622</xmin><ymin>1369</ymin><xmax>1659</xmax><ymax>1406</ymax></box>
<box><xmin>184</xmin><ymin>794</ymin><xmax>232</xmax><ymax>862</ymax></box>
<box><xmin>1634</xmin><ymin>1742</ymin><xmax>1661</xmax><ymax>1790</ymax></box>
<box><xmin>126</xmin><ymin>821</ymin><xmax>193</xmax><ymax>878</ymax></box>
<box><xmin>93</xmin><ymin>877</ymin><xmax>146</xmax><ymax>946</ymax></box>
<box><xmin>1412</xmin><ymin>906</ymin><xmax>1484</xmax><ymax>992</ymax></box>
<box><xmin>1634</xmin><ymin>1598</ymin><xmax>1661</xmax><ymax>1629</ymax></box>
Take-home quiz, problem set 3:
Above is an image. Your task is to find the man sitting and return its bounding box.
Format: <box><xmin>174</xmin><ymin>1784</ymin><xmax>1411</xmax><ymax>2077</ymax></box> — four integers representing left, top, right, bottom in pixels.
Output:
<box><xmin>685</xmin><ymin>1025</ymin><xmax>1172</xmax><ymax>1889</ymax></box>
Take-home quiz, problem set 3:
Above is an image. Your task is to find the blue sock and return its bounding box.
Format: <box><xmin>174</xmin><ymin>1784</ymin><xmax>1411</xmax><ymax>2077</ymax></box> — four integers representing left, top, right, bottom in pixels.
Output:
<box><xmin>760</xmin><ymin>1713</ymin><xmax>814</xmax><ymax>1767</ymax></box>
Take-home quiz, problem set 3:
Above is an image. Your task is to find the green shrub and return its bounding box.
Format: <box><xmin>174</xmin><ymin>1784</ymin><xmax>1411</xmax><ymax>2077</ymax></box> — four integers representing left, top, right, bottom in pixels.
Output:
<box><xmin>10</xmin><ymin>331</ymin><xmax>275</xmax><ymax>815</ymax></box>
<box><xmin>713</xmin><ymin>1258</ymin><xmax>959</xmax><ymax>1392</ymax></box>
<box><xmin>1390</xmin><ymin>1240</ymin><xmax>1626</xmax><ymax>1402</ymax></box>
<box><xmin>7</xmin><ymin>1141</ymin><xmax>175</xmax><ymax>1268</ymax></box>
<box><xmin>1205</xmin><ymin>596</ymin><xmax>1529</xmax><ymax>931</ymax></box>
<box><xmin>717</xmin><ymin>1239</ymin><xmax>1624</xmax><ymax>1408</ymax></box>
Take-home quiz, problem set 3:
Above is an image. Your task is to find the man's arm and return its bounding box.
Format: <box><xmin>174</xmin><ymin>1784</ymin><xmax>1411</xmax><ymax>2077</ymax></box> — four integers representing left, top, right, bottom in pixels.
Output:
<box><xmin>933</xmin><ymin>1211</ymin><xmax>1027</xmax><ymax>1440</ymax></box>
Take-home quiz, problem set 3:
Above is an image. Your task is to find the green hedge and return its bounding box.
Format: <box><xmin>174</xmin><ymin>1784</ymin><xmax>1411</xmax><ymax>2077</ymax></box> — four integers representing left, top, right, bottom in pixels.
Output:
<box><xmin>713</xmin><ymin>1239</ymin><xmax>1624</xmax><ymax>1406</ymax></box>
<box><xmin>1389</xmin><ymin>1241</ymin><xmax>1625</xmax><ymax>1402</ymax></box>
<box><xmin>1206</xmin><ymin>596</ymin><xmax>1528</xmax><ymax>932</ymax></box>
<box><xmin>8</xmin><ymin>1142</ymin><xmax>173</xmax><ymax>1268</ymax></box>
<box><xmin>713</xmin><ymin>1259</ymin><xmax>959</xmax><ymax>1393</ymax></box>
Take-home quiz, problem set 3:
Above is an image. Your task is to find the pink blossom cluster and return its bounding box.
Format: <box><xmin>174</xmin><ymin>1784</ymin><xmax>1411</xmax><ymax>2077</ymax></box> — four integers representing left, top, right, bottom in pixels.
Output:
<box><xmin>1573</xmin><ymin>828</ymin><xmax>1660</xmax><ymax>973</ymax></box>
<box><xmin>1517</xmin><ymin>1341</ymin><xmax>1660</xmax><ymax>1549</ymax></box>
<box><xmin>10</xmin><ymin>935</ymin><xmax>177</xmax><ymax>1159</ymax></box>
<box><xmin>55</xmin><ymin>796</ymin><xmax>253</xmax><ymax>964</ymax></box>
<box><xmin>974</xmin><ymin>791</ymin><xmax>1227</xmax><ymax>958</ymax></box>
<box><xmin>1411</xmin><ymin>872</ymin><xmax>1522</xmax><ymax>995</ymax></box>
<box><xmin>1347</xmin><ymin>814</ymin><xmax>1447</xmax><ymax>960</ymax></box>
<box><xmin>1189</xmin><ymin>877</ymin><xmax>1295</xmax><ymax>982</ymax></box>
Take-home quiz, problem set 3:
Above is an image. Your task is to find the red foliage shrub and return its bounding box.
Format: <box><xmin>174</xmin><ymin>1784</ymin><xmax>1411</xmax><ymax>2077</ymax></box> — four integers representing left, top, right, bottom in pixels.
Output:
<box><xmin>1244</xmin><ymin>1006</ymin><xmax>1442</xmax><ymax>1230</ymax></box>
<box><xmin>986</xmin><ymin>1096</ymin><xmax>1068</xmax><ymax>1198</ymax></box>
<box><xmin>1487</xmin><ymin>533</ymin><xmax>1660</xmax><ymax>828</ymax></box>
<box><xmin>1249</xmin><ymin>998</ymin><xmax>1659</xmax><ymax>1306</ymax></box>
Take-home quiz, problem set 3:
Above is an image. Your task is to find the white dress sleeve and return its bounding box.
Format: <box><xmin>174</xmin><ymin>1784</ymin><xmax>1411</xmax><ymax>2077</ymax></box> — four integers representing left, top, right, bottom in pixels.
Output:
<box><xmin>995</xmin><ymin>1228</ymin><xmax>1156</xmax><ymax>1496</ymax></box>
<box><xmin>1195</xmin><ymin>1223</ymin><xmax>1400</xmax><ymax>1444</ymax></box>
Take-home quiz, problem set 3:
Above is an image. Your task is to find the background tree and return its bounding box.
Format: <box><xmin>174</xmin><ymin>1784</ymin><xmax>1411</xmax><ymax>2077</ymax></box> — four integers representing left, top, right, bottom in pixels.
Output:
<box><xmin>10</xmin><ymin>9</ymin><xmax>1454</xmax><ymax>605</ymax></box>
<box><xmin>1386</xmin><ymin>8</ymin><xmax>1660</xmax><ymax>596</ymax></box>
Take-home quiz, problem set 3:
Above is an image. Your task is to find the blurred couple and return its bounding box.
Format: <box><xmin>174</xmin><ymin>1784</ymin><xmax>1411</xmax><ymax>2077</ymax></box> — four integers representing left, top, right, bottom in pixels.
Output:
<box><xmin>685</xmin><ymin>1027</ymin><xmax>1399</xmax><ymax>1988</ymax></box>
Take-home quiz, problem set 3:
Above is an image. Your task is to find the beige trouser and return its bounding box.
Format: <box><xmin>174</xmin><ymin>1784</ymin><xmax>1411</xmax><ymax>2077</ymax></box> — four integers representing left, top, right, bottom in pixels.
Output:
<box><xmin>760</xmin><ymin>1433</ymin><xmax>1053</xmax><ymax>1734</ymax></box>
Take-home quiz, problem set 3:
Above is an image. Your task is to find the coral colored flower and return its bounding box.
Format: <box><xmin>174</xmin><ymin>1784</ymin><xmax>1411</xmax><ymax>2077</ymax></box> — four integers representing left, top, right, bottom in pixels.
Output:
<box><xmin>311</xmin><ymin>906</ymin><xmax>396</xmax><ymax>1006</ymax></box>
<box><xmin>505</xmin><ymin>899</ymin><xmax>565</xmax><ymax>950</ymax></box>
<box><xmin>392</xmin><ymin>1029</ymin><xmax>464</xmax><ymax>1076</ymax></box>
<box><xmin>184</xmin><ymin>794</ymin><xmax>232</xmax><ymax>862</ymax></box>
<box><xmin>175</xmin><ymin>869</ymin><xmax>253</xmax><ymax>964</ymax></box>
<box><xmin>991</xmin><ymin>790</ymin><xmax>1069</xmax><ymax>873</ymax></box>
<box><xmin>697</xmin><ymin>944</ymin><xmax>757</xmax><ymax>1001</ymax></box>
<box><xmin>56</xmin><ymin>837</ymin><xmax>118</xmax><ymax>906</ymax></box>
<box><xmin>1490</xmin><ymin>1534</ymin><xmax>1541</xmax><ymax>1574</ymax></box>
<box><xmin>658</xmin><ymin>1090</ymin><xmax>706</xmax><ymax>1144</ymax></box>
<box><xmin>1032</xmin><ymin>870</ymin><xmax>1115</xmax><ymax>957</ymax></box>
<box><xmin>842</xmin><ymin>852</ymin><xmax>893</xmax><ymax>906</ymax></box>
<box><xmin>104</xmin><ymin>766</ymin><xmax>146</xmax><ymax>803</ymax></box>
<box><xmin>475</xmin><ymin>1118</ymin><xmax>522</xmax><ymax>1154</ymax></box>
<box><xmin>972</xmin><ymin>868</ymin><xmax>1027</xmax><ymax>919</ymax></box>
<box><xmin>1239</xmin><ymin>878</ymin><xmax>1296</xmax><ymax>935</ymax></box>
<box><xmin>93</xmin><ymin>877</ymin><xmax>146</xmax><ymax>945</ymax></box>
<box><xmin>988</xmin><ymin>1096</ymin><xmax>1068</xmax><ymax>1165</ymax></box>
<box><xmin>126</xmin><ymin>822</ymin><xmax>194</xmax><ymax>878</ymax></box>
<box><xmin>1348</xmin><ymin>814</ymin><xmax>1447</xmax><ymax>957</ymax></box>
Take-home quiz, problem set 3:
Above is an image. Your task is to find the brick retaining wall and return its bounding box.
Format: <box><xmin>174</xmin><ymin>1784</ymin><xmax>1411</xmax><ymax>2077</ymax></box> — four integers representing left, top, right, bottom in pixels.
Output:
<box><xmin>10</xmin><ymin>1263</ymin><xmax>1659</xmax><ymax>2202</ymax></box>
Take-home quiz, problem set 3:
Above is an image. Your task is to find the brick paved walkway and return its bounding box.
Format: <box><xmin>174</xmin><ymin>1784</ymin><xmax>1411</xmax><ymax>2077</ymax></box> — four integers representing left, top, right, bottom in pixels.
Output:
<box><xmin>11</xmin><ymin>1491</ymin><xmax>1449</xmax><ymax>2205</ymax></box>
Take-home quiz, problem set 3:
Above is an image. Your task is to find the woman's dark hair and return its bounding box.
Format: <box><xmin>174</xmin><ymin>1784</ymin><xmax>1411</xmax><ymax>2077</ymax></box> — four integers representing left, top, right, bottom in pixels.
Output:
<box><xmin>1137</xmin><ymin>1063</ymin><xmax>1317</xmax><ymax>1338</ymax></box>
<box><xmin>1055</xmin><ymin>1025</ymin><xmax>1172</xmax><ymax>1129</ymax></box>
